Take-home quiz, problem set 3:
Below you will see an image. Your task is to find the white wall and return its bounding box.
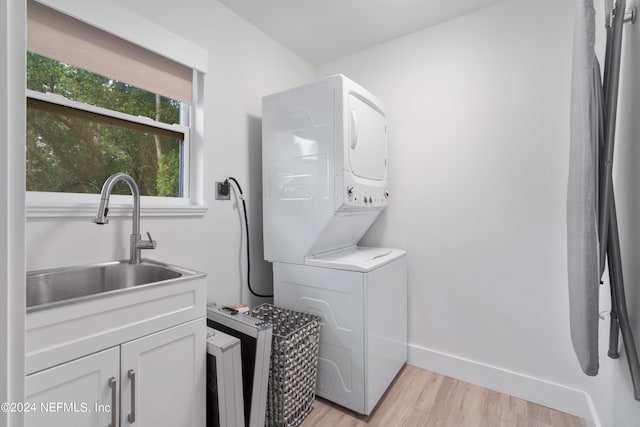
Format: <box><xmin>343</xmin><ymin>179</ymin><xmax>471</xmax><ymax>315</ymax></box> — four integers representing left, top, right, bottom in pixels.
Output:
<box><xmin>1</xmin><ymin>1</ymin><xmax>26</xmax><ymax>426</ymax></box>
<box><xmin>318</xmin><ymin>0</ymin><xmax>637</xmax><ymax>425</ymax></box>
<box><xmin>25</xmin><ymin>0</ymin><xmax>315</xmax><ymax>308</ymax></box>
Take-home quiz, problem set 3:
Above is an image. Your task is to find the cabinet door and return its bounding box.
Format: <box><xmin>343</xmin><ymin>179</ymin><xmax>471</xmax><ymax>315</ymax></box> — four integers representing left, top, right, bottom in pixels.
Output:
<box><xmin>25</xmin><ymin>347</ymin><xmax>119</xmax><ymax>427</ymax></box>
<box><xmin>120</xmin><ymin>319</ymin><xmax>205</xmax><ymax>427</ymax></box>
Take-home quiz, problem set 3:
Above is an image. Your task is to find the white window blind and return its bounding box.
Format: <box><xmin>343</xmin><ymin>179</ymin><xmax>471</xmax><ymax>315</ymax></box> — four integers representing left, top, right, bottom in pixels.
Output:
<box><xmin>27</xmin><ymin>0</ymin><xmax>193</xmax><ymax>104</ymax></box>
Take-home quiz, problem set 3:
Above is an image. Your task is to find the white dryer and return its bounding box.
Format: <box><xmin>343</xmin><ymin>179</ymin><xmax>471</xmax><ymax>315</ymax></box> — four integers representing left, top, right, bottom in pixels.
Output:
<box><xmin>262</xmin><ymin>75</ymin><xmax>407</xmax><ymax>415</ymax></box>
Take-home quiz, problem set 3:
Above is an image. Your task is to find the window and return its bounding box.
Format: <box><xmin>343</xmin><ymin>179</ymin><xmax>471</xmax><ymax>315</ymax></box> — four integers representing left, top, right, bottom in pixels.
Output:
<box><xmin>26</xmin><ymin>0</ymin><xmax>208</xmax><ymax>217</ymax></box>
<box><xmin>27</xmin><ymin>52</ymin><xmax>187</xmax><ymax>198</ymax></box>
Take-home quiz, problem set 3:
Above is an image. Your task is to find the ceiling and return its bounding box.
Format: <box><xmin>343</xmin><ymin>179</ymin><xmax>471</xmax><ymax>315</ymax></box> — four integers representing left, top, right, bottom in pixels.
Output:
<box><xmin>218</xmin><ymin>0</ymin><xmax>507</xmax><ymax>65</ymax></box>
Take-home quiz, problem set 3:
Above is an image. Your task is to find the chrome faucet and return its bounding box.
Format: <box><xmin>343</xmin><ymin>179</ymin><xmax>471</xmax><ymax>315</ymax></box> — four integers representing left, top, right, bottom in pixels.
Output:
<box><xmin>93</xmin><ymin>173</ymin><xmax>156</xmax><ymax>264</ymax></box>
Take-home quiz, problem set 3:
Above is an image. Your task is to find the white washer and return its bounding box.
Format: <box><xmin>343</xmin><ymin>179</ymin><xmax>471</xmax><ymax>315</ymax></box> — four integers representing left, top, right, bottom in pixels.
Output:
<box><xmin>274</xmin><ymin>247</ymin><xmax>406</xmax><ymax>415</ymax></box>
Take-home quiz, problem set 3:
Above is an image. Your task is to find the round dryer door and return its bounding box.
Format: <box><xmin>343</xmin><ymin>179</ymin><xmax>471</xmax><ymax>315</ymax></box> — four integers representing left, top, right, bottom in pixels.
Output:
<box><xmin>347</xmin><ymin>94</ymin><xmax>387</xmax><ymax>181</ymax></box>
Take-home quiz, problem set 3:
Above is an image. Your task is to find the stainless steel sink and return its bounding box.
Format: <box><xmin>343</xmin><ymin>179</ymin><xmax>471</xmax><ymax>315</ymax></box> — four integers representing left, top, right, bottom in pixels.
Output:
<box><xmin>27</xmin><ymin>259</ymin><xmax>195</xmax><ymax>311</ymax></box>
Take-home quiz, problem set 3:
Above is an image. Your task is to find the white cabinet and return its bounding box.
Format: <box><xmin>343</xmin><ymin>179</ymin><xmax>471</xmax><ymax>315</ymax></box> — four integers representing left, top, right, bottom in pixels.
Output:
<box><xmin>25</xmin><ymin>347</ymin><xmax>119</xmax><ymax>427</ymax></box>
<box><xmin>120</xmin><ymin>319</ymin><xmax>205</xmax><ymax>427</ymax></box>
<box><xmin>25</xmin><ymin>319</ymin><xmax>205</xmax><ymax>427</ymax></box>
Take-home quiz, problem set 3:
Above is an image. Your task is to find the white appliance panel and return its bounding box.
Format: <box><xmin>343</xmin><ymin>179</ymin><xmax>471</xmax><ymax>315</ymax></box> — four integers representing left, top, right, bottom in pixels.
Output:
<box><xmin>307</xmin><ymin>211</ymin><xmax>379</xmax><ymax>258</ymax></box>
<box><xmin>307</xmin><ymin>246</ymin><xmax>405</xmax><ymax>272</ymax></box>
<box><xmin>206</xmin><ymin>327</ymin><xmax>244</xmax><ymax>427</ymax></box>
<box><xmin>273</xmin><ymin>254</ymin><xmax>407</xmax><ymax>415</ymax></box>
<box><xmin>348</xmin><ymin>94</ymin><xmax>387</xmax><ymax>181</ymax></box>
<box><xmin>206</xmin><ymin>306</ymin><xmax>272</xmax><ymax>427</ymax></box>
<box><xmin>365</xmin><ymin>255</ymin><xmax>407</xmax><ymax>413</ymax></box>
<box><xmin>273</xmin><ymin>262</ymin><xmax>366</xmax><ymax>413</ymax></box>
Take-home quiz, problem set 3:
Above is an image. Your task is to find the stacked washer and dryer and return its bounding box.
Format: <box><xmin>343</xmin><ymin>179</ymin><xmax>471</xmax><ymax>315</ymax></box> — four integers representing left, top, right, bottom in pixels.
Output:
<box><xmin>262</xmin><ymin>75</ymin><xmax>407</xmax><ymax>415</ymax></box>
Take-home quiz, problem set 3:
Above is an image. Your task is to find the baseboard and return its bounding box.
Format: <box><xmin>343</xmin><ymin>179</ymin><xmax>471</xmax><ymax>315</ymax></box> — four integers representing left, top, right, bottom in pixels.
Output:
<box><xmin>407</xmin><ymin>343</ymin><xmax>599</xmax><ymax>426</ymax></box>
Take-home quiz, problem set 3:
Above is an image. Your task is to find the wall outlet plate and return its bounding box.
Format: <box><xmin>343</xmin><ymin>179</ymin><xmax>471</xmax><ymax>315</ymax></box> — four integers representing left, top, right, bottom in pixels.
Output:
<box><xmin>215</xmin><ymin>181</ymin><xmax>230</xmax><ymax>200</ymax></box>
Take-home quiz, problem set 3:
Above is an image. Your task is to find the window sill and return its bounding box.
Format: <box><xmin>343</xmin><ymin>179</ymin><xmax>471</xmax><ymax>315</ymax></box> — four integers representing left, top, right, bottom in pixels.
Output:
<box><xmin>26</xmin><ymin>193</ymin><xmax>208</xmax><ymax>219</ymax></box>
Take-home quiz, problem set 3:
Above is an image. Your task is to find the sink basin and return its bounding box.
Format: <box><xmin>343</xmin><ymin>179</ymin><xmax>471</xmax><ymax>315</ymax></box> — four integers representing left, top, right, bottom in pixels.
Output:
<box><xmin>26</xmin><ymin>259</ymin><xmax>206</xmax><ymax>375</ymax></box>
<box><xmin>27</xmin><ymin>259</ymin><xmax>194</xmax><ymax>311</ymax></box>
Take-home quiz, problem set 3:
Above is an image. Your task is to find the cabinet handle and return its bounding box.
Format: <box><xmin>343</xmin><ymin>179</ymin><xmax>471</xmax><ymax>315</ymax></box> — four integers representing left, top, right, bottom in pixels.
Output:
<box><xmin>108</xmin><ymin>377</ymin><xmax>117</xmax><ymax>427</ymax></box>
<box><xmin>128</xmin><ymin>369</ymin><xmax>136</xmax><ymax>423</ymax></box>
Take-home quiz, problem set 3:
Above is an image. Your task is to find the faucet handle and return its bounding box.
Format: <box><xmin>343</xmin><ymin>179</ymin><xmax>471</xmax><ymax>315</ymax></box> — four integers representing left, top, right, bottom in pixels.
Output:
<box><xmin>136</xmin><ymin>231</ymin><xmax>157</xmax><ymax>250</ymax></box>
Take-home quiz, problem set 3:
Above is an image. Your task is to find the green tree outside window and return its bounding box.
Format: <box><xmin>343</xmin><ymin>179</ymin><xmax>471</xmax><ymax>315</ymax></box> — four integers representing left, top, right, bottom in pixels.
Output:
<box><xmin>26</xmin><ymin>52</ymin><xmax>184</xmax><ymax>197</ymax></box>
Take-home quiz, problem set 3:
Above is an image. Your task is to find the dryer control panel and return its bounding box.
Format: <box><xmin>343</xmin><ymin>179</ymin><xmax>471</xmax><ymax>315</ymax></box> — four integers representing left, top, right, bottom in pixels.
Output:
<box><xmin>340</xmin><ymin>181</ymin><xmax>388</xmax><ymax>210</ymax></box>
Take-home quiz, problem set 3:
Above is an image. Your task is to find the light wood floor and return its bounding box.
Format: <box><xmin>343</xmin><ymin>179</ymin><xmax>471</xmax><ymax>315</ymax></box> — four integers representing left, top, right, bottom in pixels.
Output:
<box><xmin>300</xmin><ymin>364</ymin><xmax>586</xmax><ymax>427</ymax></box>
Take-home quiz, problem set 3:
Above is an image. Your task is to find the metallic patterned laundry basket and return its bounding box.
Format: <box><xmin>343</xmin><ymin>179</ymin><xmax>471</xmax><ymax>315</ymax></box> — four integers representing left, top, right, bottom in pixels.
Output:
<box><xmin>249</xmin><ymin>304</ymin><xmax>321</xmax><ymax>427</ymax></box>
